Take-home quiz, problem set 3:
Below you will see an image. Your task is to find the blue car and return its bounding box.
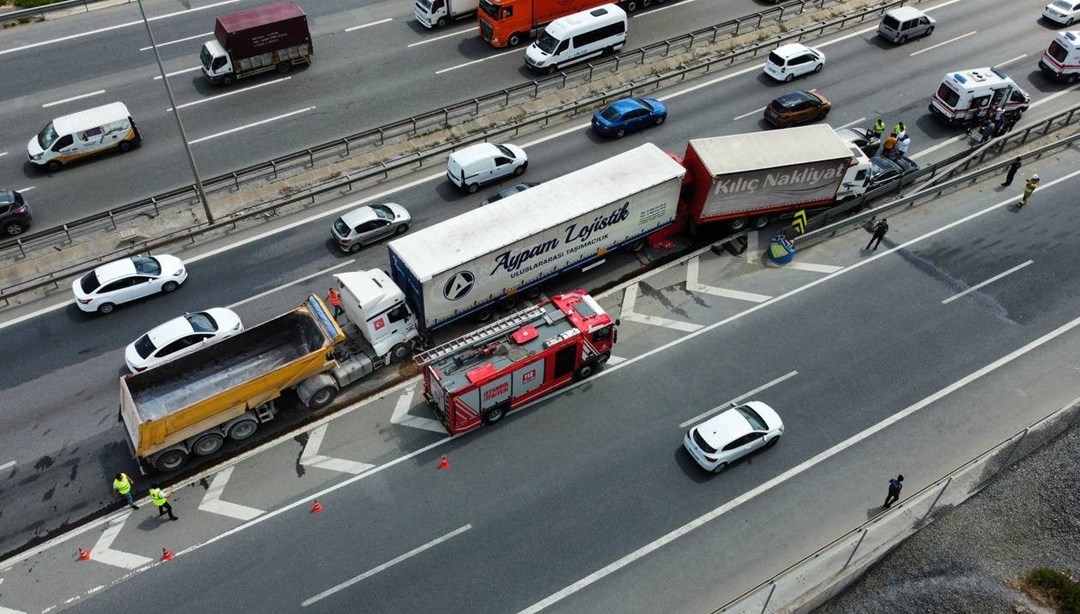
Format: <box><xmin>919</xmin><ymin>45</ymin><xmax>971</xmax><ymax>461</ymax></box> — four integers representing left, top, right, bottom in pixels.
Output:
<box><xmin>591</xmin><ymin>97</ymin><xmax>667</xmax><ymax>138</ymax></box>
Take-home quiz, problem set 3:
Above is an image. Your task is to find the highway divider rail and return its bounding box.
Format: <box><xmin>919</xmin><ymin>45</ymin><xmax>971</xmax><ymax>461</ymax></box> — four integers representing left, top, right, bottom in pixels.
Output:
<box><xmin>0</xmin><ymin>0</ymin><xmax>920</xmax><ymax>306</ymax></box>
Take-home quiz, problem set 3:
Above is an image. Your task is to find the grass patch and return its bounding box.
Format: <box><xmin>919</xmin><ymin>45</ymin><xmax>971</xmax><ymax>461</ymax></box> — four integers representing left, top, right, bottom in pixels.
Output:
<box><xmin>1023</xmin><ymin>568</ymin><xmax>1080</xmax><ymax>613</ymax></box>
<box><xmin>13</xmin><ymin>0</ymin><xmax>64</xmax><ymax>8</ymax></box>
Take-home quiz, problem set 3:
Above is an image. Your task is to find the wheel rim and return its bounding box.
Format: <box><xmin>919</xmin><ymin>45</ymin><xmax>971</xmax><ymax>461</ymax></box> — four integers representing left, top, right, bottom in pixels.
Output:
<box><xmin>193</xmin><ymin>434</ymin><xmax>224</xmax><ymax>456</ymax></box>
<box><xmin>157</xmin><ymin>450</ymin><xmax>186</xmax><ymax>471</ymax></box>
<box><xmin>163</xmin><ymin>281</ymin><xmax>178</xmax><ymax>292</ymax></box>
<box><xmin>312</xmin><ymin>388</ymin><xmax>334</xmax><ymax>407</ymax></box>
<box><xmin>350</xmin><ymin>243</ymin><xmax>362</xmax><ymax>253</ymax></box>
<box><xmin>229</xmin><ymin>420</ymin><xmax>258</xmax><ymax>441</ymax></box>
<box><xmin>99</xmin><ymin>303</ymin><xmax>115</xmax><ymax>314</ymax></box>
<box><xmin>5</xmin><ymin>224</ymin><xmax>23</xmax><ymax>236</ymax></box>
<box><xmin>488</xmin><ymin>408</ymin><xmax>504</xmax><ymax>422</ymax></box>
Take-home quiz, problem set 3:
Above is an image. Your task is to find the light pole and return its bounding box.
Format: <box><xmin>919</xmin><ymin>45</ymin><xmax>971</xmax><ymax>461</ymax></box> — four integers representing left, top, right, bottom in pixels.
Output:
<box><xmin>136</xmin><ymin>0</ymin><xmax>213</xmax><ymax>223</ymax></box>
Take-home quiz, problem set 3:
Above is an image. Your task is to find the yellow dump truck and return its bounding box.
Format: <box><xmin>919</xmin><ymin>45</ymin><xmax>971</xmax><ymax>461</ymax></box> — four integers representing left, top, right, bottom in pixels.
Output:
<box><xmin>120</xmin><ymin>270</ymin><xmax>419</xmax><ymax>473</ymax></box>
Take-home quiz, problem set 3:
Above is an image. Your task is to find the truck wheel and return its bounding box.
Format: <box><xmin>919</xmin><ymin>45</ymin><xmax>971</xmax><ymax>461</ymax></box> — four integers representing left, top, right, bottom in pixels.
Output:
<box><xmin>574</xmin><ymin>363</ymin><xmax>596</xmax><ymax>380</ymax></box>
<box><xmin>507</xmin><ymin>32</ymin><xmax>522</xmax><ymax>47</ymax></box>
<box><xmin>118</xmin><ymin>140</ymin><xmax>133</xmax><ymax>153</ymax></box>
<box><xmin>276</xmin><ymin>62</ymin><xmax>292</xmax><ymax>74</ymax></box>
<box><xmin>597</xmin><ymin>352</ymin><xmax>611</xmax><ymax>364</ymax></box>
<box><xmin>436</xmin><ymin>16</ymin><xmax>448</xmax><ymax>28</ymax></box>
<box><xmin>482</xmin><ymin>404</ymin><xmax>507</xmax><ymax>424</ymax></box>
<box><xmin>389</xmin><ymin>343</ymin><xmax>410</xmax><ymax>363</ymax></box>
<box><xmin>628</xmin><ymin>238</ymin><xmax>646</xmax><ymax>252</ymax></box>
<box><xmin>46</xmin><ymin>160</ymin><xmax>62</xmax><ymax>172</ymax></box>
<box><xmin>310</xmin><ymin>386</ymin><xmax>338</xmax><ymax>410</ymax></box>
<box><xmin>192</xmin><ymin>433</ymin><xmax>225</xmax><ymax>456</ymax></box>
<box><xmin>154</xmin><ymin>447</ymin><xmax>188</xmax><ymax>472</ymax></box>
<box><xmin>727</xmin><ymin>218</ymin><xmax>748</xmax><ymax>232</ymax></box>
<box><xmin>227</xmin><ymin>418</ymin><xmax>258</xmax><ymax>441</ymax></box>
<box><xmin>623</xmin><ymin>0</ymin><xmax>639</xmax><ymax>12</ymax></box>
<box><xmin>751</xmin><ymin>215</ymin><xmax>771</xmax><ymax>229</ymax></box>
<box><xmin>222</xmin><ymin>75</ymin><xmax>234</xmax><ymax>85</ymax></box>
<box><xmin>476</xmin><ymin>308</ymin><xmax>494</xmax><ymax>323</ymax></box>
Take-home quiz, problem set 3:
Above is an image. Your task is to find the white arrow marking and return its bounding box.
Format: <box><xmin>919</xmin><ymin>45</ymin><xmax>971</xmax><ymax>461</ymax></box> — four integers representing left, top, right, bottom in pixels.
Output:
<box><xmin>391</xmin><ymin>387</ymin><xmax>446</xmax><ymax>433</ymax></box>
<box><xmin>619</xmin><ymin>284</ymin><xmax>702</xmax><ymax>332</ymax></box>
<box><xmin>0</xmin><ymin>603</ymin><xmax>26</xmax><ymax>614</ymax></box>
<box><xmin>606</xmin><ymin>355</ymin><xmax>626</xmax><ymax>365</ymax></box>
<box><xmin>301</xmin><ymin>425</ymin><xmax>375</xmax><ymax>474</ymax></box>
<box><xmin>686</xmin><ymin>258</ymin><xmax>771</xmax><ymax>303</ymax></box>
<box><xmin>198</xmin><ymin>466</ymin><xmax>264</xmax><ymax>521</ymax></box>
<box><xmin>89</xmin><ymin>513</ymin><xmax>152</xmax><ymax>570</ymax></box>
<box><xmin>784</xmin><ymin>261</ymin><xmax>843</xmax><ymax>274</ymax></box>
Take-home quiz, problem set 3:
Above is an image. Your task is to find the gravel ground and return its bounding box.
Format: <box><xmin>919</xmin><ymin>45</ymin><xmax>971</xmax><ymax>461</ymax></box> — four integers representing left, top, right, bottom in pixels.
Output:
<box><xmin>816</xmin><ymin>418</ymin><xmax>1080</xmax><ymax>614</ymax></box>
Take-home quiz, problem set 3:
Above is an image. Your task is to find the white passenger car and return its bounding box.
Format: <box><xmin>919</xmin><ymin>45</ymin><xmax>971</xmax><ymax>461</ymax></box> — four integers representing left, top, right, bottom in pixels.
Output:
<box><xmin>125</xmin><ymin>308</ymin><xmax>244</xmax><ymax>372</ymax></box>
<box><xmin>1044</xmin><ymin>0</ymin><xmax>1080</xmax><ymax>25</ymax></box>
<box><xmin>683</xmin><ymin>401</ymin><xmax>785</xmax><ymax>472</ymax></box>
<box><xmin>762</xmin><ymin>43</ymin><xmax>825</xmax><ymax>82</ymax></box>
<box><xmin>72</xmin><ymin>255</ymin><xmax>187</xmax><ymax>314</ymax></box>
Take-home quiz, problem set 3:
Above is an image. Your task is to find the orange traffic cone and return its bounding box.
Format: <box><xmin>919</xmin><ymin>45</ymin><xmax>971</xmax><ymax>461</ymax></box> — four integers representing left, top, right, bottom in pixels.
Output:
<box><xmin>77</xmin><ymin>547</ymin><xmax>91</xmax><ymax>561</ymax></box>
<box><xmin>161</xmin><ymin>547</ymin><xmax>174</xmax><ymax>562</ymax></box>
<box><xmin>438</xmin><ymin>455</ymin><xmax>450</xmax><ymax>470</ymax></box>
<box><xmin>311</xmin><ymin>499</ymin><xmax>323</xmax><ymax>514</ymax></box>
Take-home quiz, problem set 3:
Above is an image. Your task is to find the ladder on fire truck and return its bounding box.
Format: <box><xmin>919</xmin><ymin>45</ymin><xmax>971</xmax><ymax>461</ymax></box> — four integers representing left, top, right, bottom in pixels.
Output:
<box><xmin>414</xmin><ymin>304</ymin><xmax>548</xmax><ymax>366</ymax></box>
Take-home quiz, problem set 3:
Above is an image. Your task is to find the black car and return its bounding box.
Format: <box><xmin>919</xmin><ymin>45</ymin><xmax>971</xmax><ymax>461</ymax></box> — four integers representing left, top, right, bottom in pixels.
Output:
<box><xmin>0</xmin><ymin>189</ymin><xmax>32</xmax><ymax>236</ymax></box>
<box><xmin>480</xmin><ymin>182</ymin><xmax>540</xmax><ymax>206</ymax></box>
<box><xmin>834</xmin><ymin>127</ymin><xmax>881</xmax><ymax>158</ymax></box>
<box><xmin>867</xmin><ymin>156</ymin><xmax>920</xmax><ymax>189</ymax></box>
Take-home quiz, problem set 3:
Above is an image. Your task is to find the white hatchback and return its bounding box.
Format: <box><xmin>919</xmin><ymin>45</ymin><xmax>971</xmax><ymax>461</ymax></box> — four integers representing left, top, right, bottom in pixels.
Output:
<box><xmin>1044</xmin><ymin>0</ymin><xmax>1080</xmax><ymax>25</ymax></box>
<box><xmin>72</xmin><ymin>255</ymin><xmax>187</xmax><ymax>314</ymax></box>
<box><xmin>683</xmin><ymin>401</ymin><xmax>785</xmax><ymax>473</ymax></box>
<box><xmin>763</xmin><ymin>43</ymin><xmax>825</xmax><ymax>82</ymax></box>
<box><xmin>125</xmin><ymin>308</ymin><xmax>243</xmax><ymax>372</ymax></box>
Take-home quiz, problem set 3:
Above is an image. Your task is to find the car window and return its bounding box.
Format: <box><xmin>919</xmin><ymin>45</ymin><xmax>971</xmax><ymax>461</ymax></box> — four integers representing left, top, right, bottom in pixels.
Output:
<box><xmin>790</xmin><ymin>55</ymin><xmax>809</xmax><ymax>66</ymax></box>
<box><xmin>100</xmin><ymin>278</ymin><xmax>134</xmax><ymax>293</ymax></box>
<box><xmin>767</xmin><ymin>51</ymin><xmax>785</xmax><ymax>66</ymax></box>
<box><xmin>599</xmin><ymin>106</ymin><xmax>622</xmax><ymax>121</ymax></box>
<box><xmin>1009</xmin><ymin>90</ymin><xmax>1027</xmax><ymax>103</ymax></box>
<box><xmin>357</xmin><ymin>221</ymin><xmax>379</xmax><ymax>233</ymax></box>
<box><xmin>882</xmin><ymin>16</ymin><xmax>899</xmax><ymax>29</ymax></box>
<box><xmin>494</xmin><ymin>156</ymin><xmax>511</xmax><ymax>167</ymax></box>
<box><xmin>131</xmin><ymin>257</ymin><xmax>162</xmax><ymax>276</ymax></box>
<box><xmin>158</xmin><ymin>336</ymin><xmax>197</xmax><ymax>357</ymax></box>
<box><xmin>79</xmin><ymin>271</ymin><xmax>100</xmax><ymax>294</ymax></box>
<box><xmin>721</xmin><ymin>434</ymin><xmax>752</xmax><ymax>452</ymax></box>
<box><xmin>52</xmin><ymin>135</ymin><xmax>74</xmax><ymax>151</ymax></box>
<box><xmin>0</xmin><ymin>205</ymin><xmax>9</xmax><ymax>216</ymax></box>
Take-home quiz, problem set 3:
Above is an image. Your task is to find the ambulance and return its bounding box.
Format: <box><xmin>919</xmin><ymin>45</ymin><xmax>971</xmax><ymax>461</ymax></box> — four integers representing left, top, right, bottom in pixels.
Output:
<box><xmin>1039</xmin><ymin>31</ymin><xmax>1080</xmax><ymax>82</ymax></box>
<box><xmin>928</xmin><ymin>67</ymin><xmax>1031</xmax><ymax>125</ymax></box>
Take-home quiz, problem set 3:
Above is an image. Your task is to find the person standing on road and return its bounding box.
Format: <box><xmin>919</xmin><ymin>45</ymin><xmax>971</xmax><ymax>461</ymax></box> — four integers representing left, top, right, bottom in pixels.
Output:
<box><xmin>326</xmin><ymin>287</ymin><xmax>344</xmax><ymax>319</ymax></box>
<box><xmin>149</xmin><ymin>484</ymin><xmax>178</xmax><ymax>521</ymax></box>
<box><xmin>883</xmin><ymin>475</ymin><xmax>904</xmax><ymax>509</ymax></box>
<box><xmin>892</xmin><ymin>121</ymin><xmax>906</xmax><ymax>139</ymax></box>
<box><xmin>113</xmin><ymin>472</ymin><xmax>138</xmax><ymax>510</ymax></box>
<box><xmin>1017</xmin><ymin>174</ymin><xmax>1040</xmax><ymax>209</ymax></box>
<box><xmin>866</xmin><ymin>219</ymin><xmax>889</xmax><ymax>251</ymax></box>
<box><xmin>871</xmin><ymin>119</ymin><xmax>886</xmax><ymax>139</ymax></box>
<box><xmin>882</xmin><ymin>134</ymin><xmax>898</xmax><ymax>158</ymax></box>
<box><xmin>1001</xmin><ymin>158</ymin><xmax>1022</xmax><ymax>187</ymax></box>
<box><xmin>896</xmin><ymin>135</ymin><xmax>911</xmax><ymax>158</ymax></box>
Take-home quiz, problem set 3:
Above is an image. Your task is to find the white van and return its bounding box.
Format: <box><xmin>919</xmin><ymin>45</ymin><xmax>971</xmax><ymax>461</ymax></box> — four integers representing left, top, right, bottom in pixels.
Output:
<box><xmin>446</xmin><ymin>142</ymin><xmax>528</xmax><ymax>193</ymax></box>
<box><xmin>877</xmin><ymin>7</ymin><xmax>936</xmax><ymax>44</ymax></box>
<box><xmin>1039</xmin><ymin>31</ymin><xmax>1080</xmax><ymax>82</ymax></box>
<box><xmin>928</xmin><ymin>67</ymin><xmax>1031</xmax><ymax>125</ymax></box>
<box><xmin>525</xmin><ymin>5</ymin><xmax>626</xmax><ymax>74</ymax></box>
<box><xmin>28</xmin><ymin>102</ymin><xmax>140</xmax><ymax>172</ymax></box>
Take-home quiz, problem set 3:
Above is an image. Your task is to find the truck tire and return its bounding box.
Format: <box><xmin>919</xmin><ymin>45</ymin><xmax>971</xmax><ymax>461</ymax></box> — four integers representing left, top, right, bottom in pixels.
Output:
<box><xmin>627</xmin><ymin>238</ymin><xmax>646</xmax><ymax>252</ymax></box>
<box><xmin>276</xmin><ymin>62</ymin><xmax>292</xmax><ymax>74</ymax></box>
<box><xmin>751</xmin><ymin>215</ymin><xmax>771</xmax><ymax>229</ymax></box>
<box><xmin>227</xmin><ymin>418</ymin><xmax>259</xmax><ymax>441</ymax></box>
<box><xmin>467</xmin><ymin>183</ymin><xmax>479</xmax><ymax>194</ymax></box>
<box><xmin>389</xmin><ymin>342</ymin><xmax>411</xmax><ymax>363</ymax></box>
<box><xmin>727</xmin><ymin>217</ymin><xmax>748</xmax><ymax>232</ymax></box>
<box><xmin>482</xmin><ymin>403</ymin><xmax>508</xmax><ymax>424</ymax></box>
<box><xmin>436</xmin><ymin>16</ymin><xmax>447</xmax><ymax>28</ymax></box>
<box><xmin>192</xmin><ymin>433</ymin><xmax>225</xmax><ymax>456</ymax></box>
<box><xmin>507</xmin><ymin>32</ymin><xmax>523</xmax><ymax>47</ymax></box>
<box><xmin>623</xmin><ymin>0</ymin><xmax>639</xmax><ymax>12</ymax></box>
<box><xmin>298</xmin><ymin>374</ymin><xmax>339</xmax><ymax>410</ymax></box>
<box><xmin>154</xmin><ymin>447</ymin><xmax>188</xmax><ymax>472</ymax></box>
<box><xmin>574</xmin><ymin>363</ymin><xmax>596</xmax><ymax>381</ymax></box>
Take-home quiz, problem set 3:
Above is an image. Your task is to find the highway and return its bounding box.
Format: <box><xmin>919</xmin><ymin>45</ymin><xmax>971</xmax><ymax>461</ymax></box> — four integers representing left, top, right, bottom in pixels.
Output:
<box><xmin>0</xmin><ymin>0</ymin><xmax>750</xmax><ymax>228</ymax></box>
<box><xmin>0</xmin><ymin>0</ymin><xmax>1077</xmax><ymax>610</ymax></box>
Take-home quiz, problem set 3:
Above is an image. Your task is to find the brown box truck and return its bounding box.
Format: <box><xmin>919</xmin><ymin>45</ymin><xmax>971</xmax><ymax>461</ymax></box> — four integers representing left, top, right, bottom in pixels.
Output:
<box><xmin>199</xmin><ymin>0</ymin><xmax>313</xmax><ymax>85</ymax></box>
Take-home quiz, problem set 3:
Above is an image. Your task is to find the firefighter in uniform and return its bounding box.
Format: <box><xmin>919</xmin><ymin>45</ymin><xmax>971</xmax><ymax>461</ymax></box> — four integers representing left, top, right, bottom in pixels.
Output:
<box><xmin>1017</xmin><ymin>174</ymin><xmax>1040</xmax><ymax>209</ymax></box>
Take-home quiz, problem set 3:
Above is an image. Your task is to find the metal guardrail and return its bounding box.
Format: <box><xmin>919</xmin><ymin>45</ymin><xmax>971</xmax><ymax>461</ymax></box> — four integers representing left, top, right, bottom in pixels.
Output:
<box><xmin>0</xmin><ymin>0</ymin><xmax>130</xmax><ymax>22</ymax></box>
<box><xmin>0</xmin><ymin>0</ymin><xmax>915</xmax><ymax>306</ymax></box>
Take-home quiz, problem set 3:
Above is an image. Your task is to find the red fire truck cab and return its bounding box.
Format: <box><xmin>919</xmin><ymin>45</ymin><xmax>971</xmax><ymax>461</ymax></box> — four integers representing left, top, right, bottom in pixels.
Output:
<box><xmin>417</xmin><ymin>289</ymin><xmax>617</xmax><ymax>435</ymax></box>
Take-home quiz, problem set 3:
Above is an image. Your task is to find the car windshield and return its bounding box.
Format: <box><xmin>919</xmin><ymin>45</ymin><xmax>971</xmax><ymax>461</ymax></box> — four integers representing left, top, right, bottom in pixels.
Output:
<box><xmin>199</xmin><ymin>45</ymin><xmax>214</xmax><ymax>71</ymax></box>
<box><xmin>536</xmin><ymin>32</ymin><xmax>559</xmax><ymax>54</ymax></box>
<box><xmin>870</xmin><ymin>157</ymin><xmax>897</xmax><ymax>176</ymax></box>
<box><xmin>133</xmin><ymin>335</ymin><xmax>157</xmax><ymax>359</ymax></box>
<box><xmin>495</xmin><ymin>144</ymin><xmax>515</xmax><ymax>158</ymax></box>
<box><xmin>736</xmin><ymin>406</ymin><xmax>768</xmax><ymax>430</ymax></box>
<box><xmin>78</xmin><ymin>271</ymin><xmax>100</xmax><ymax>294</ymax></box>
<box><xmin>131</xmin><ymin>256</ymin><xmax>162</xmax><ymax>275</ymax></box>
<box><xmin>333</xmin><ymin>217</ymin><xmax>350</xmax><ymax>236</ymax></box>
<box><xmin>692</xmin><ymin>429</ymin><xmax>717</xmax><ymax>454</ymax></box>
<box><xmin>185</xmin><ymin>312</ymin><xmax>216</xmax><ymax>333</ymax></box>
<box><xmin>36</xmin><ymin>122</ymin><xmax>59</xmax><ymax>150</ymax></box>
<box><xmin>370</xmin><ymin>204</ymin><xmax>395</xmax><ymax>220</ymax></box>
<box><xmin>776</xmin><ymin>92</ymin><xmax>809</xmax><ymax>109</ymax></box>
<box><xmin>478</xmin><ymin>0</ymin><xmax>499</xmax><ymax>20</ymax></box>
<box><xmin>1051</xmin><ymin>0</ymin><xmax>1073</xmax><ymax>9</ymax></box>
<box><xmin>416</xmin><ymin>0</ymin><xmax>432</xmax><ymax>8</ymax></box>
<box><xmin>599</xmin><ymin>106</ymin><xmax>622</xmax><ymax>121</ymax></box>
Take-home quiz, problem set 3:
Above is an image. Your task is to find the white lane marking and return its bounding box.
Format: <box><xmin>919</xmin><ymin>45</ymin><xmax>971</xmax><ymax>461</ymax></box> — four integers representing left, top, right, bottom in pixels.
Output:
<box><xmin>89</xmin><ymin>513</ymin><xmax>153</xmax><ymax>570</ymax></box>
<box><xmin>300</xmin><ymin>425</ymin><xmax>375</xmax><ymax>475</ymax></box>
<box><xmin>188</xmin><ymin>107</ymin><xmax>314</xmax><ymax>145</ymax></box>
<box><xmin>687</xmin><ymin>257</ymin><xmax>771</xmax><ymax>303</ymax></box>
<box><xmin>745</xmin><ymin>231</ymin><xmax>759</xmax><ymax>264</ymax></box>
<box><xmin>0</xmin><ymin>460</ymin><xmax>14</xmax><ymax>472</ymax></box>
<box><xmin>391</xmin><ymin>386</ymin><xmax>447</xmax><ymax>433</ymax></box>
<box><xmin>14</xmin><ymin>186</ymin><xmax>34</xmax><ymax>193</ymax></box>
<box><xmin>0</xmin><ymin>0</ymin><xmax>241</xmax><ymax>57</ymax></box>
<box><xmin>520</xmin><ymin>314</ymin><xmax>1080</xmax><ymax>614</ymax></box>
<box><xmin>994</xmin><ymin>54</ymin><xmax>1027</xmax><ymax>68</ymax></box>
<box><xmin>0</xmin><ymin>152</ymin><xmax>7</xmax><ymax>158</ymax></box>
<box><xmin>0</xmin><ymin>598</ymin><xmax>25</xmax><ymax>614</ymax></box>
<box><xmin>679</xmin><ymin>371</ymin><xmax>799</xmax><ymax>428</ymax></box>
<box><xmin>732</xmin><ymin>107</ymin><xmax>765</xmax><ymax>121</ymax></box>
<box><xmin>785</xmin><ymin>261</ymin><xmax>842</xmax><ymax>274</ymax></box>
<box><xmin>632</xmin><ymin>0</ymin><xmax>698</xmax><ymax>17</ymax></box>
<box><xmin>435</xmin><ymin>48</ymin><xmax>519</xmax><ymax>74</ymax></box>
<box><xmin>408</xmin><ymin>27</ymin><xmax>479</xmax><ymax>48</ymax></box>
<box><xmin>345</xmin><ymin>17</ymin><xmax>393</xmax><ymax>32</ymax></box>
<box><xmin>227</xmin><ymin>260</ymin><xmax>355</xmax><ymax>310</ymax></box>
<box><xmin>909</xmin><ymin>31</ymin><xmax>976</xmax><ymax>56</ymax></box>
<box><xmin>42</xmin><ymin>90</ymin><xmax>105</xmax><ymax>108</ymax></box>
<box><xmin>836</xmin><ymin>116</ymin><xmax>866</xmax><ymax>130</ymax></box>
<box><xmin>197</xmin><ymin>466</ymin><xmax>264</xmax><ymax>521</ymax></box>
<box><xmin>942</xmin><ymin>260</ymin><xmax>1033</xmax><ymax>305</ymax></box>
<box><xmin>168</xmin><ymin>77</ymin><xmax>291</xmax><ymax>112</ymax></box>
<box><xmin>154</xmin><ymin>66</ymin><xmax>202</xmax><ymax>80</ymax></box>
<box><xmin>140</xmin><ymin>32</ymin><xmax>213</xmax><ymax>51</ymax></box>
<box><xmin>606</xmin><ymin>355</ymin><xmax>626</xmax><ymax>365</ymax></box>
<box><xmin>302</xmin><ymin>525</ymin><xmax>472</xmax><ymax>607</ymax></box>
<box><xmin>620</xmin><ymin>284</ymin><xmax>703</xmax><ymax>332</ymax></box>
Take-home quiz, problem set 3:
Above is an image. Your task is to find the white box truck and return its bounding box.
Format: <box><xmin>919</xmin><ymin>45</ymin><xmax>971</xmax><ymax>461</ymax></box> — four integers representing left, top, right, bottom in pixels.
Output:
<box><xmin>387</xmin><ymin>143</ymin><xmax>685</xmax><ymax>333</ymax></box>
<box><xmin>414</xmin><ymin>0</ymin><xmax>479</xmax><ymax>28</ymax></box>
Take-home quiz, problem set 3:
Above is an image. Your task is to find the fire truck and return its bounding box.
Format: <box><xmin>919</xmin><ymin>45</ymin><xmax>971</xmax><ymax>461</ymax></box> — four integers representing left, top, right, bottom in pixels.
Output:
<box><xmin>417</xmin><ymin>289</ymin><xmax>617</xmax><ymax>434</ymax></box>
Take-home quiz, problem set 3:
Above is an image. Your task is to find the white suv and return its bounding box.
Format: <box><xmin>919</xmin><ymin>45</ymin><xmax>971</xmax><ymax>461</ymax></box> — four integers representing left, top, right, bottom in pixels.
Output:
<box><xmin>762</xmin><ymin>43</ymin><xmax>825</xmax><ymax>82</ymax></box>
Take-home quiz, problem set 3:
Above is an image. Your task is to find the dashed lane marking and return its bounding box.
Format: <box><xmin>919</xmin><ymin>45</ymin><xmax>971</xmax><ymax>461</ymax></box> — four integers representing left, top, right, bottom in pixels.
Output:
<box><xmin>942</xmin><ymin>260</ymin><xmax>1033</xmax><ymax>305</ymax></box>
<box><xmin>680</xmin><ymin>371</ymin><xmax>799</xmax><ymax>428</ymax></box>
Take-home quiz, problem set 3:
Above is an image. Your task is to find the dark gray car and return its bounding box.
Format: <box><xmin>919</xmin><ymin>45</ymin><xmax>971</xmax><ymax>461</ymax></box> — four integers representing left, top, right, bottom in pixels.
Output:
<box><xmin>0</xmin><ymin>189</ymin><xmax>32</xmax><ymax>236</ymax></box>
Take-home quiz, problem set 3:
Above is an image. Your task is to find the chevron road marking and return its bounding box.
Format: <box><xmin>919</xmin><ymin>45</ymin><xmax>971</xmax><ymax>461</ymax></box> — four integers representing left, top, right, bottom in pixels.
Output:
<box><xmin>0</xmin><ymin>577</ymin><xmax>26</xmax><ymax>614</ymax></box>
<box><xmin>620</xmin><ymin>284</ymin><xmax>702</xmax><ymax>332</ymax></box>
<box><xmin>89</xmin><ymin>513</ymin><xmax>152</xmax><ymax>570</ymax></box>
<box><xmin>198</xmin><ymin>466</ymin><xmax>264</xmax><ymax>521</ymax></box>
<box><xmin>300</xmin><ymin>425</ymin><xmax>375</xmax><ymax>474</ymax></box>
<box><xmin>686</xmin><ymin>257</ymin><xmax>772</xmax><ymax>303</ymax></box>
<box><xmin>391</xmin><ymin>387</ymin><xmax>446</xmax><ymax>434</ymax></box>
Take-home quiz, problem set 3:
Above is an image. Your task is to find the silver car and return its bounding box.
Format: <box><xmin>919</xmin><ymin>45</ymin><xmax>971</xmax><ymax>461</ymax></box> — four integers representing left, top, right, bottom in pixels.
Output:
<box><xmin>331</xmin><ymin>203</ymin><xmax>411</xmax><ymax>252</ymax></box>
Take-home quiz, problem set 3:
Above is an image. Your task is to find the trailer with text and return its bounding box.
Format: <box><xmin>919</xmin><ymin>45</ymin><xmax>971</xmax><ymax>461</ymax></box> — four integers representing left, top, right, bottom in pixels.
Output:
<box><xmin>200</xmin><ymin>1</ymin><xmax>313</xmax><ymax>85</ymax></box>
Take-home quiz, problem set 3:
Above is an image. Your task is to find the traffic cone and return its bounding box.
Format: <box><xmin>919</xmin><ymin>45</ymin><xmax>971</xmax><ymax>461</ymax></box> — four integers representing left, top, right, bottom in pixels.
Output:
<box><xmin>311</xmin><ymin>499</ymin><xmax>323</xmax><ymax>514</ymax></box>
<box><xmin>438</xmin><ymin>455</ymin><xmax>450</xmax><ymax>470</ymax></box>
<box><xmin>160</xmin><ymin>547</ymin><xmax>174</xmax><ymax>562</ymax></box>
<box><xmin>77</xmin><ymin>547</ymin><xmax>91</xmax><ymax>561</ymax></box>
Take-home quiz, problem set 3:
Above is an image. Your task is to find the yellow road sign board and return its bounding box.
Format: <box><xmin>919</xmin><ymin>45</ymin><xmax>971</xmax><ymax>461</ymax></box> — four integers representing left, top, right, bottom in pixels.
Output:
<box><xmin>792</xmin><ymin>210</ymin><xmax>808</xmax><ymax>234</ymax></box>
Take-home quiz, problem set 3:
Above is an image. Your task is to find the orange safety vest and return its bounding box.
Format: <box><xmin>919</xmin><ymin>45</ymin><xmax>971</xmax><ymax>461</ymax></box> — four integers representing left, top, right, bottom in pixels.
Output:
<box><xmin>327</xmin><ymin>289</ymin><xmax>341</xmax><ymax>307</ymax></box>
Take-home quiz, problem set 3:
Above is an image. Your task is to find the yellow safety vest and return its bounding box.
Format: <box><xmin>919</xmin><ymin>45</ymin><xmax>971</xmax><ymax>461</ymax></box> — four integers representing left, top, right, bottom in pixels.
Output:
<box><xmin>113</xmin><ymin>475</ymin><xmax>132</xmax><ymax>495</ymax></box>
<box><xmin>150</xmin><ymin>488</ymin><xmax>167</xmax><ymax>507</ymax></box>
